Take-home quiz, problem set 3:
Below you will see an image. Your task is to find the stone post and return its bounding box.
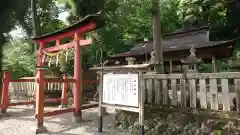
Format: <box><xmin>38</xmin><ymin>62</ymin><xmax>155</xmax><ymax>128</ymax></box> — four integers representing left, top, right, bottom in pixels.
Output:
<box><xmin>126</xmin><ymin>57</ymin><xmax>136</xmax><ymax>65</ymax></box>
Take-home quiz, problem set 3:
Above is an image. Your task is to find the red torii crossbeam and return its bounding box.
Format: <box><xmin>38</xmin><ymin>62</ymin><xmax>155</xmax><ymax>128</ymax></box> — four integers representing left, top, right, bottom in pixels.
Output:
<box><xmin>42</xmin><ymin>38</ymin><xmax>93</xmax><ymax>53</ymax></box>
<box><xmin>31</xmin><ymin>14</ymin><xmax>104</xmax><ymax>134</ymax></box>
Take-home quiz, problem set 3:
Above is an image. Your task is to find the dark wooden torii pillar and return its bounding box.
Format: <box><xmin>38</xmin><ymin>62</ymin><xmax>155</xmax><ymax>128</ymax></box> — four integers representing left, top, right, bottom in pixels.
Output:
<box><xmin>32</xmin><ymin>14</ymin><xmax>104</xmax><ymax>133</ymax></box>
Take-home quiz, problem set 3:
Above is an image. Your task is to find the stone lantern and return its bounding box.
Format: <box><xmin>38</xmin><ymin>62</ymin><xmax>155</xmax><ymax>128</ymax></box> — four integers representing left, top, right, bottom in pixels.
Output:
<box><xmin>181</xmin><ymin>46</ymin><xmax>202</xmax><ymax>73</ymax></box>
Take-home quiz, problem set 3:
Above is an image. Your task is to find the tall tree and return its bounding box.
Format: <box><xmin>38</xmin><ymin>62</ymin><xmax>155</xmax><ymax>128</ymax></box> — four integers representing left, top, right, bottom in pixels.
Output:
<box><xmin>0</xmin><ymin>0</ymin><xmax>65</xmax><ymax>74</ymax></box>
<box><xmin>0</xmin><ymin>1</ymin><xmax>21</xmax><ymax>97</ymax></box>
<box><xmin>31</xmin><ymin>0</ymin><xmax>38</xmax><ymax>53</ymax></box>
<box><xmin>152</xmin><ymin>0</ymin><xmax>164</xmax><ymax>73</ymax></box>
<box><xmin>31</xmin><ymin>0</ymin><xmax>38</xmax><ymax>37</ymax></box>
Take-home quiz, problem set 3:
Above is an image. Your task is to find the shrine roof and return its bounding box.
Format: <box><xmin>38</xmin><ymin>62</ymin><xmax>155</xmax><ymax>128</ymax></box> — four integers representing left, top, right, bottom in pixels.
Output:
<box><xmin>111</xmin><ymin>28</ymin><xmax>236</xmax><ymax>58</ymax></box>
<box><xmin>32</xmin><ymin>13</ymin><xmax>104</xmax><ymax>42</ymax></box>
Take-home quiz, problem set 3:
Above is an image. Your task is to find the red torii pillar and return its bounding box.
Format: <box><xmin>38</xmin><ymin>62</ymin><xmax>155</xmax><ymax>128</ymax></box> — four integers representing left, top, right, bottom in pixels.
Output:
<box><xmin>32</xmin><ymin>14</ymin><xmax>104</xmax><ymax>134</ymax></box>
<box><xmin>72</xmin><ymin>33</ymin><xmax>83</xmax><ymax>122</ymax></box>
<box><xmin>35</xmin><ymin>42</ymin><xmax>46</xmax><ymax>133</ymax></box>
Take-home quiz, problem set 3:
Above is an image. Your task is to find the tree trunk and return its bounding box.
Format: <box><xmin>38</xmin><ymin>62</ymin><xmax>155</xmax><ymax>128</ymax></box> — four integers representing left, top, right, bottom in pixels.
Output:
<box><xmin>0</xmin><ymin>34</ymin><xmax>5</xmax><ymax>100</ymax></box>
<box><xmin>31</xmin><ymin>0</ymin><xmax>38</xmax><ymax>52</ymax></box>
<box><xmin>152</xmin><ymin>0</ymin><xmax>164</xmax><ymax>73</ymax></box>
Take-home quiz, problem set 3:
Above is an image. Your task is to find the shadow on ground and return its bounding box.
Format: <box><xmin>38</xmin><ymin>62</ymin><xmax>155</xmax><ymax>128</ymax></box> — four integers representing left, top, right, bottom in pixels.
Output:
<box><xmin>0</xmin><ymin>106</ymin><xmax>35</xmax><ymax>121</ymax></box>
<box><xmin>0</xmin><ymin>106</ymin><xmax>123</xmax><ymax>135</ymax></box>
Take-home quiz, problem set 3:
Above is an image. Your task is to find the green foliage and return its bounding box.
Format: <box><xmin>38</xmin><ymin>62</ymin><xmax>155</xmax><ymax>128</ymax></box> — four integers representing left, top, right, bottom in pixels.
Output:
<box><xmin>178</xmin><ymin>0</ymin><xmax>202</xmax><ymax>24</ymax></box>
<box><xmin>59</xmin><ymin>0</ymin><xmax>181</xmax><ymax>67</ymax></box>
<box><xmin>0</xmin><ymin>0</ymin><xmax>64</xmax><ymax>37</ymax></box>
<box><xmin>3</xmin><ymin>39</ymin><xmax>35</xmax><ymax>78</ymax></box>
<box><xmin>63</xmin><ymin>48</ymin><xmax>75</xmax><ymax>76</ymax></box>
<box><xmin>198</xmin><ymin>63</ymin><xmax>212</xmax><ymax>73</ymax></box>
<box><xmin>0</xmin><ymin>0</ymin><xmax>65</xmax><ymax>66</ymax></box>
<box><xmin>216</xmin><ymin>60</ymin><xmax>230</xmax><ymax>72</ymax></box>
<box><xmin>160</xmin><ymin>0</ymin><xmax>181</xmax><ymax>34</ymax></box>
<box><xmin>214</xmin><ymin>130</ymin><xmax>222</xmax><ymax>135</ymax></box>
<box><xmin>198</xmin><ymin>59</ymin><xmax>230</xmax><ymax>73</ymax></box>
<box><xmin>58</xmin><ymin>0</ymin><xmax>104</xmax><ymax>17</ymax></box>
<box><xmin>0</xmin><ymin>0</ymin><xmax>66</xmax><ymax>80</ymax></box>
<box><xmin>178</xmin><ymin>0</ymin><xmax>227</xmax><ymax>28</ymax></box>
<box><xmin>16</xmin><ymin>0</ymin><xmax>66</xmax><ymax>36</ymax></box>
<box><xmin>227</xmin><ymin>39</ymin><xmax>240</xmax><ymax>71</ymax></box>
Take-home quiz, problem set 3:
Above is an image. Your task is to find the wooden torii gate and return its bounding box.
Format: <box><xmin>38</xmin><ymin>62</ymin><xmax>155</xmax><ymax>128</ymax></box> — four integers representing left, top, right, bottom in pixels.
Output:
<box><xmin>32</xmin><ymin>14</ymin><xmax>104</xmax><ymax>133</ymax></box>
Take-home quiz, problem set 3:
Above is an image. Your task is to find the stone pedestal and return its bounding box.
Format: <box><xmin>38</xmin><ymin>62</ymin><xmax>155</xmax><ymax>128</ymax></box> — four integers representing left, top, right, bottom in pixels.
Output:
<box><xmin>126</xmin><ymin>57</ymin><xmax>136</xmax><ymax>65</ymax></box>
<box><xmin>72</xmin><ymin>112</ymin><xmax>82</xmax><ymax>123</ymax></box>
<box><xmin>33</xmin><ymin>126</ymin><xmax>48</xmax><ymax>134</ymax></box>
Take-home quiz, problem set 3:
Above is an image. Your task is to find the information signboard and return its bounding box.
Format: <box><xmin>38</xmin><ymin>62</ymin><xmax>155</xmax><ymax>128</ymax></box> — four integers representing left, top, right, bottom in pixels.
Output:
<box><xmin>102</xmin><ymin>73</ymin><xmax>139</xmax><ymax>107</ymax></box>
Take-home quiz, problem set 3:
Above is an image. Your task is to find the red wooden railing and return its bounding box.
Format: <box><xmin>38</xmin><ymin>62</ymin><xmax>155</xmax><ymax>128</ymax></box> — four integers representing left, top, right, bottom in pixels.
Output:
<box><xmin>1</xmin><ymin>70</ymin><xmax>99</xmax><ymax>115</ymax></box>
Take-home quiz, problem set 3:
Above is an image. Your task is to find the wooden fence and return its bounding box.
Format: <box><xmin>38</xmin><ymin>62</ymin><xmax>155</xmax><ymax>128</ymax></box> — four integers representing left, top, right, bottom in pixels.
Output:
<box><xmin>144</xmin><ymin>72</ymin><xmax>240</xmax><ymax>112</ymax></box>
<box><xmin>9</xmin><ymin>81</ymin><xmax>97</xmax><ymax>96</ymax></box>
<box><xmin>8</xmin><ymin>71</ymin><xmax>98</xmax><ymax>98</ymax></box>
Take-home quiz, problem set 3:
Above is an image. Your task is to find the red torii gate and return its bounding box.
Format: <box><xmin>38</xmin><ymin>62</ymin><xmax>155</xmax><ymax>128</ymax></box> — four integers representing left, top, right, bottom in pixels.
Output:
<box><xmin>32</xmin><ymin>14</ymin><xmax>104</xmax><ymax>133</ymax></box>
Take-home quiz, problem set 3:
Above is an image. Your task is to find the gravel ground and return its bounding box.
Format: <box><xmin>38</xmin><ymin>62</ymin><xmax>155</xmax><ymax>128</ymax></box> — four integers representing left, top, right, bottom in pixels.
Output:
<box><xmin>0</xmin><ymin>106</ymin><xmax>128</xmax><ymax>135</ymax></box>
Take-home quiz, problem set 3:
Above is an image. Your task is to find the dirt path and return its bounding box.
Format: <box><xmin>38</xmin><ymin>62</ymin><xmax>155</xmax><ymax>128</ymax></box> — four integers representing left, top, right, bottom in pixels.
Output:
<box><xmin>0</xmin><ymin>106</ymin><xmax>128</xmax><ymax>135</ymax></box>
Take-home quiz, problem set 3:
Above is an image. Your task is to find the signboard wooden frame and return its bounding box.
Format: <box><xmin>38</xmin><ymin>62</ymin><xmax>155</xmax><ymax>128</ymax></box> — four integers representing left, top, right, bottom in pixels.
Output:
<box><xmin>91</xmin><ymin>64</ymin><xmax>148</xmax><ymax>135</ymax></box>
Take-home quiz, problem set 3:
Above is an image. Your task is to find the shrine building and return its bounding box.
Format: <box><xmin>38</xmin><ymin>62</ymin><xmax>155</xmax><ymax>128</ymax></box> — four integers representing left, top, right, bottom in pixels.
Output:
<box><xmin>106</xmin><ymin>27</ymin><xmax>237</xmax><ymax>73</ymax></box>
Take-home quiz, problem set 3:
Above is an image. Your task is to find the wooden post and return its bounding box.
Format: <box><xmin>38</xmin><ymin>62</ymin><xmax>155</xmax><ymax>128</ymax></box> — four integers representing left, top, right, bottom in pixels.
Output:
<box><xmin>212</xmin><ymin>56</ymin><xmax>217</xmax><ymax>73</ymax></box>
<box><xmin>146</xmin><ymin>79</ymin><xmax>153</xmax><ymax>104</ymax></box>
<box><xmin>60</xmin><ymin>74</ymin><xmax>68</xmax><ymax>107</ymax></box>
<box><xmin>171</xmin><ymin>79</ymin><xmax>177</xmax><ymax>105</ymax></box>
<box><xmin>73</xmin><ymin>34</ymin><xmax>83</xmax><ymax>122</ymax></box>
<box><xmin>56</xmin><ymin>39</ymin><xmax>60</xmax><ymax>46</ymax></box>
<box><xmin>181</xmin><ymin>78</ymin><xmax>187</xmax><ymax>107</ymax></box>
<box><xmin>1</xmin><ymin>70</ymin><xmax>10</xmax><ymax>114</ymax></box>
<box><xmin>221</xmin><ymin>79</ymin><xmax>230</xmax><ymax>111</ymax></box>
<box><xmin>169</xmin><ymin>60</ymin><xmax>172</xmax><ymax>73</ymax></box>
<box><xmin>235</xmin><ymin>79</ymin><xmax>240</xmax><ymax>112</ymax></box>
<box><xmin>34</xmin><ymin>42</ymin><xmax>47</xmax><ymax>134</ymax></box>
<box><xmin>162</xmin><ymin>79</ymin><xmax>168</xmax><ymax>105</ymax></box>
<box><xmin>139</xmin><ymin>72</ymin><xmax>145</xmax><ymax>135</ymax></box>
<box><xmin>189</xmin><ymin>79</ymin><xmax>196</xmax><ymax>108</ymax></box>
<box><xmin>98</xmin><ymin>72</ymin><xmax>103</xmax><ymax>132</ymax></box>
<box><xmin>210</xmin><ymin>79</ymin><xmax>218</xmax><ymax>110</ymax></box>
<box><xmin>199</xmin><ymin>79</ymin><xmax>207</xmax><ymax>109</ymax></box>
